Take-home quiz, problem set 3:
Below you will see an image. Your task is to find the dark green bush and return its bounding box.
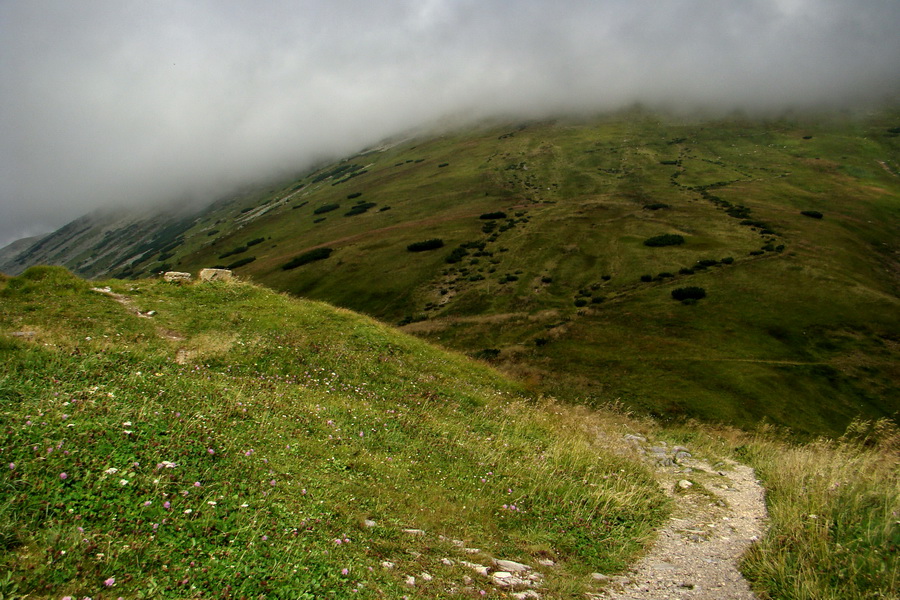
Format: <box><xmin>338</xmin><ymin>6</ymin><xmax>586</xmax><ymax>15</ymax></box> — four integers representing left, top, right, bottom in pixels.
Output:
<box><xmin>246</xmin><ymin>237</ymin><xmax>265</xmax><ymax>247</ymax></box>
<box><xmin>227</xmin><ymin>257</ymin><xmax>256</xmax><ymax>269</ymax></box>
<box><xmin>541</xmin><ymin>276</ymin><xmax>553</xmax><ymax>284</ymax></box>
<box><xmin>446</xmin><ymin>247</ymin><xmax>469</xmax><ymax>264</ymax></box>
<box><xmin>643</xmin><ymin>234</ymin><xmax>685</xmax><ymax>247</ymax></box>
<box><xmin>219</xmin><ymin>246</ymin><xmax>247</xmax><ymax>259</ymax></box>
<box><xmin>407</xmin><ymin>239</ymin><xmax>444</xmax><ymax>252</ymax></box>
<box><xmin>721</xmin><ymin>257</ymin><xmax>735</xmax><ymax>264</ymax></box>
<box><xmin>671</xmin><ymin>287</ymin><xmax>706</xmax><ymax>301</ymax></box>
<box><xmin>344</xmin><ymin>202</ymin><xmax>377</xmax><ymax>217</ymax></box>
<box><xmin>643</xmin><ymin>203</ymin><xmax>670</xmax><ymax>210</ymax></box>
<box><xmin>346</xmin><ymin>192</ymin><xmax>362</xmax><ymax>199</ymax></box>
<box><xmin>749</xmin><ymin>250</ymin><xmax>764</xmax><ymax>256</ymax></box>
<box><xmin>438</xmin><ymin>163</ymin><xmax>449</xmax><ymax>168</ymax></box>
<box><xmin>591</xmin><ymin>296</ymin><xmax>605</xmax><ymax>304</ymax></box>
<box><xmin>479</xmin><ymin>212</ymin><xmax>507</xmax><ymax>220</ymax></box>
<box><xmin>601</xmin><ymin>275</ymin><xmax>611</xmax><ymax>281</ymax></box>
<box><xmin>574</xmin><ymin>298</ymin><xmax>588</xmax><ymax>307</ymax></box>
<box><xmin>313</xmin><ymin>203</ymin><xmax>340</xmax><ymax>215</ymax></box>
<box><xmin>801</xmin><ymin>210</ymin><xmax>824</xmax><ymax>219</ymax></box>
<box><xmin>282</xmin><ymin>248</ymin><xmax>333</xmax><ymax>270</ymax></box>
<box><xmin>640</xmin><ymin>274</ymin><xmax>653</xmax><ymax>282</ymax></box>
<box><xmin>679</xmin><ymin>267</ymin><xmax>694</xmax><ymax>275</ymax></box>
<box><xmin>207</xmin><ymin>229</ymin><xmax>219</xmax><ymax>236</ymax></box>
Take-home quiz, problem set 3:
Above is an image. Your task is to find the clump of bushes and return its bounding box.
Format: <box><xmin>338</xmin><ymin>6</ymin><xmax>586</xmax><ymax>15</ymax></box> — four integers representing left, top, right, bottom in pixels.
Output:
<box><xmin>227</xmin><ymin>257</ymin><xmax>256</xmax><ymax>269</ymax></box>
<box><xmin>313</xmin><ymin>203</ymin><xmax>340</xmax><ymax>215</ymax></box>
<box><xmin>672</xmin><ymin>286</ymin><xmax>706</xmax><ymax>302</ymax></box>
<box><xmin>574</xmin><ymin>298</ymin><xmax>588</xmax><ymax>307</ymax></box>
<box><xmin>479</xmin><ymin>212</ymin><xmax>507</xmax><ymax>220</ymax></box>
<box><xmin>801</xmin><ymin>210</ymin><xmax>824</xmax><ymax>219</ymax></box>
<box><xmin>219</xmin><ymin>246</ymin><xmax>247</xmax><ymax>259</ymax></box>
<box><xmin>643</xmin><ymin>203</ymin><xmax>670</xmax><ymax>210</ymax></box>
<box><xmin>640</xmin><ymin>274</ymin><xmax>653</xmax><ymax>282</ymax></box>
<box><xmin>643</xmin><ymin>234</ymin><xmax>685</xmax><ymax>247</ymax></box>
<box><xmin>344</xmin><ymin>202</ymin><xmax>377</xmax><ymax>217</ymax></box>
<box><xmin>407</xmin><ymin>239</ymin><xmax>444</xmax><ymax>252</ymax></box>
<box><xmin>282</xmin><ymin>247</ymin><xmax>333</xmax><ymax>270</ymax></box>
<box><xmin>346</xmin><ymin>192</ymin><xmax>362</xmax><ymax>199</ymax></box>
<box><xmin>246</xmin><ymin>237</ymin><xmax>265</xmax><ymax>247</ymax></box>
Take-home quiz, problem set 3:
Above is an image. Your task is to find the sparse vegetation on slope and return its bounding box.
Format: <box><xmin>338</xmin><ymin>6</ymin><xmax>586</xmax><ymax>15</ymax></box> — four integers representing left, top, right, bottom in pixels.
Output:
<box><xmin>0</xmin><ymin>267</ymin><xmax>667</xmax><ymax>599</ymax></box>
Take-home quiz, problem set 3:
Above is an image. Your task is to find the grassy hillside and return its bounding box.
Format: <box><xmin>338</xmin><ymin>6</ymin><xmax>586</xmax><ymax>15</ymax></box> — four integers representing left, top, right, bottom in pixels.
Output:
<box><xmin>0</xmin><ymin>267</ymin><xmax>667</xmax><ymax>599</ymax></box>
<box><xmin>2</xmin><ymin>268</ymin><xmax>897</xmax><ymax>600</ymax></box>
<box><xmin>4</xmin><ymin>110</ymin><xmax>898</xmax><ymax>437</ymax></box>
<box><xmin>158</xmin><ymin>110</ymin><xmax>899</xmax><ymax>437</ymax></box>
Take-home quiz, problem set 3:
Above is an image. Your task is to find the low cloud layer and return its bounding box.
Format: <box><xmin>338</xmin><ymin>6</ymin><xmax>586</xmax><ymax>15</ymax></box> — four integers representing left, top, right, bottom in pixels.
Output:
<box><xmin>2</xmin><ymin>0</ymin><xmax>899</xmax><ymax>247</ymax></box>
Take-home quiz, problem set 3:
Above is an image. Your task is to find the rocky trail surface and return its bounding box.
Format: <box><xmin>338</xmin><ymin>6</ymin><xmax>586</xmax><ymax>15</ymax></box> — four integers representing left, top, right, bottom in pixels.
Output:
<box><xmin>598</xmin><ymin>437</ymin><xmax>768</xmax><ymax>600</ymax></box>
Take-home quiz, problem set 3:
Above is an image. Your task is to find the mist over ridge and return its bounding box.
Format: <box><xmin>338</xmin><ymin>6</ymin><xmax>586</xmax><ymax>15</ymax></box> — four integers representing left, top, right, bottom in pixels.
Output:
<box><xmin>2</xmin><ymin>0</ymin><xmax>899</xmax><ymax>246</ymax></box>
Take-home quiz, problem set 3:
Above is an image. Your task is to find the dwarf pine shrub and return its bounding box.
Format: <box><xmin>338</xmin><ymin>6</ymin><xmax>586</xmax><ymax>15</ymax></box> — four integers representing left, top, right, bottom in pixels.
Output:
<box><xmin>644</xmin><ymin>234</ymin><xmax>685</xmax><ymax>247</ymax></box>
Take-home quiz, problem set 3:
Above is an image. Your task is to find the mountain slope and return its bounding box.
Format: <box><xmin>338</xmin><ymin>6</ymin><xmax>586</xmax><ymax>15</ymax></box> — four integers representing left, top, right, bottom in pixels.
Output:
<box><xmin>4</xmin><ymin>109</ymin><xmax>899</xmax><ymax>435</ymax></box>
<box><xmin>0</xmin><ymin>267</ymin><xmax>668</xmax><ymax>599</ymax></box>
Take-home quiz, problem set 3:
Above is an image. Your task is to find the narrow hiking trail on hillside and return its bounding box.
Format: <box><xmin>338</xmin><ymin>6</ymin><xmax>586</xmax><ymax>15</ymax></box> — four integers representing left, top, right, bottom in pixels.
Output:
<box><xmin>599</xmin><ymin>439</ymin><xmax>768</xmax><ymax>600</ymax></box>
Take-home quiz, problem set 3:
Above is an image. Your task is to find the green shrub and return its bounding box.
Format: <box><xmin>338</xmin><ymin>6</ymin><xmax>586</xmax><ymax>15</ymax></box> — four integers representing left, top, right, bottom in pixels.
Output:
<box><xmin>407</xmin><ymin>239</ymin><xmax>444</xmax><ymax>252</ymax></box>
<box><xmin>344</xmin><ymin>202</ymin><xmax>377</xmax><ymax>217</ymax></box>
<box><xmin>679</xmin><ymin>267</ymin><xmax>694</xmax><ymax>275</ymax></box>
<box><xmin>227</xmin><ymin>257</ymin><xmax>256</xmax><ymax>269</ymax></box>
<box><xmin>643</xmin><ymin>203</ymin><xmax>670</xmax><ymax>210</ymax></box>
<box><xmin>206</xmin><ymin>229</ymin><xmax>219</xmax><ymax>236</ymax></box>
<box><xmin>721</xmin><ymin>257</ymin><xmax>735</xmax><ymax>264</ymax></box>
<box><xmin>643</xmin><ymin>234</ymin><xmax>685</xmax><ymax>247</ymax></box>
<box><xmin>672</xmin><ymin>287</ymin><xmax>706</xmax><ymax>301</ymax></box>
<box><xmin>219</xmin><ymin>246</ymin><xmax>247</xmax><ymax>259</ymax></box>
<box><xmin>282</xmin><ymin>247</ymin><xmax>333</xmax><ymax>270</ymax></box>
<box><xmin>246</xmin><ymin>237</ymin><xmax>265</xmax><ymax>247</ymax></box>
<box><xmin>640</xmin><ymin>274</ymin><xmax>653</xmax><ymax>282</ymax></box>
<box><xmin>446</xmin><ymin>247</ymin><xmax>469</xmax><ymax>264</ymax></box>
<box><xmin>574</xmin><ymin>298</ymin><xmax>588</xmax><ymax>307</ymax></box>
<box><xmin>438</xmin><ymin>162</ymin><xmax>449</xmax><ymax>168</ymax></box>
<box><xmin>346</xmin><ymin>192</ymin><xmax>362</xmax><ymax>199</ymax></box>
<box><xmin>479</xmin><ymin>212</ymin><xmax>507</xmax><ymax>220</ymax></box>
<box><xmin>801</xmin><ymin>210</ymin><xmax>824</xmax><ymax>219</ymax></box>
<box><xmin>313</xmin><ymin>203</ymin><xmax>340</xmax><ymax>215</ymax></box>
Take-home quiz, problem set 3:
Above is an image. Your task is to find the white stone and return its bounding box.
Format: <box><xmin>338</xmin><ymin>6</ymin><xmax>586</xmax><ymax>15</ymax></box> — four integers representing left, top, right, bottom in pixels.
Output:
<box><xmin>363</xmin><ymin>519</ymin><xmax>376</xmax><ymax>527</ymax></box>
<box><xmin>405</xmin><ymin>575</ymin><xmax>415</xmax><ymax>586</ymax></box>
<box><xmin>199</xmin><ymin>268</ymin><xmax>233</xmax><ymax>282</ymax></box>
<box><xmin>381</xmin><ymin>561</ymin><xmax>395</xmax><ymax>569</ymax></box>
<box><xmin>591</xmin><ymin>572</ymin><xmax>610</xmax><ymax>582</ymax></box>
<box><xmin>678</xmin><ymin>480</ymin><xmax>694</xmax><ymax>489</ymax></box>
<box><xmin>537</xmin><ymin>559</ymin><xmax>555</xmax><ymax>567</ymax></box>
<box><xmin>163</xmin><ymin>271</ymin><xmax>191</xmax><ymax>282</ymax></box>
<box><xmin>494</xmin><ymin>559</ymin><xmax>531</xmax><ymax>573</ymax></box>
<box><xmin>420</xmin><ymin>572</ymin><xmax>433</xmax><ymax>582</ymax></box>
<box><xmin>402</xmin><ymin>528</ymin><xmax>425</xmax><ymax>536</ymax></box>
<box><xmin>441</xmin><ymin>558</ymin><xmax>455</xmax><ymax>566</ymax></box>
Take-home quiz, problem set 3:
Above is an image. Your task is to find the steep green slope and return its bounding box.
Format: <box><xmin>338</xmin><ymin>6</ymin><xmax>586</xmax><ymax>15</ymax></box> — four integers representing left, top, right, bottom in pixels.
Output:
<box><xmin>161</xmin><ymin>111</ymin><xmax>899</xmax><ymax>436</ymax></box>
<box><xmin>0</xmin><ymin>267</ymin><xmax>666</xmax><ymax>599</ymax></box>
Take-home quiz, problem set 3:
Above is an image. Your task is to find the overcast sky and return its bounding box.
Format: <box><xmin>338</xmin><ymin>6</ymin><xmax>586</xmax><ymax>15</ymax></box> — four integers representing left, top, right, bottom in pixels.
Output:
<box><xmin>1</xmin><ymin>0</ymin><xmax>899</xmax><ymax>248</ymax></box>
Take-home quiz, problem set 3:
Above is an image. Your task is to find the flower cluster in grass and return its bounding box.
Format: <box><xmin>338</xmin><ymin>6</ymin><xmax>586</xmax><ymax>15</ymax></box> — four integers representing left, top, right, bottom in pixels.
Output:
<box><xmin>0</xmin><ymin>269</ymin><xmax>668</xmax><ymax>598</ymax></box>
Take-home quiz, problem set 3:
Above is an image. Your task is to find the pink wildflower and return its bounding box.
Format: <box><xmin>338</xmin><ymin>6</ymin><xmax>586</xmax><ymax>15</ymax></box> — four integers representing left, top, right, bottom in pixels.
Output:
<box><xmin>103</xmin><ymin>577</ymin><xmax>115</xmax><ymax>587</ymax></box>
<box><xmin>59</xmin><ymin>472</ymin><xmax>68</xmax><ymax>480</ymax></box>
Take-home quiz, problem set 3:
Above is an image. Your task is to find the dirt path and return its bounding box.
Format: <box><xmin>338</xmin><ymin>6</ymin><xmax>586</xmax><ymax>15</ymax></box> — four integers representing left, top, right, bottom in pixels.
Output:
<box><xmin>599</xmin><ymin>442</ymin><xmax>768</xmax><ymax>600</ymax></box>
